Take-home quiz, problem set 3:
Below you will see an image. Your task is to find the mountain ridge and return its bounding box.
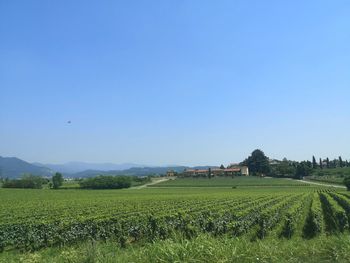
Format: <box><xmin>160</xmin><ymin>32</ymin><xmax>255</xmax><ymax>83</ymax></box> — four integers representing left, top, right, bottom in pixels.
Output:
<box><xmin>0</xmin><ymin>156</ymin><xmax>217</xmax><ymax>178</ymax></box>
<box><xmin>0</xmin><ymin>156</ymin><xmax>54</xmax><ymax>178</ymax></box>
<box><xmin>33</xmin><ymin>161</ymin><xmax>145</xmax><ymax>174</ymax></box>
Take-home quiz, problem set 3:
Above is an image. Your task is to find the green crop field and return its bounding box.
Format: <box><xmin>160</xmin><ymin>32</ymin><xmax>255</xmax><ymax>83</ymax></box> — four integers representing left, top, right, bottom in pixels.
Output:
<box><xmin>1</xmin><ymin>179</ymin><xmax>350</xmax><ymax>262</ymax></box>
<box><xmin>312</xmin><ymin>167</ymin><xmax>350</xmax><ymax>177</ymax></box>
<box><xmin>151</xmin><ymin>176</ymin><xmax>308</xmax><ymax>187</ymax></box>
<box><xmin>305</xmin><ymin>175</ymin><xmax>345</xmax><ymax>185</ymax></box>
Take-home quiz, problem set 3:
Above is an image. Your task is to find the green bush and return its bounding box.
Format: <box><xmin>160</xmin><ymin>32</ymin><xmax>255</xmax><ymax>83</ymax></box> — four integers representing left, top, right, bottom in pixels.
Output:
<box><xmin>344</xmin><ymin>176</ymin><xmax>350</xmax><ymax>191</ymax></box>
<box><xmin>132</xmin><ymin>176</ymin><xmax>151</xmax><ymax>184</ymax></box>
<box><xmin>52</xmin><ymin>172</ymin><xmax>64</xmax><ymax>189</ymax></box>
<box><xmin>79</xmin><ymin>175</ymin><xmax>132</xmax><ymax>189</ymax></box>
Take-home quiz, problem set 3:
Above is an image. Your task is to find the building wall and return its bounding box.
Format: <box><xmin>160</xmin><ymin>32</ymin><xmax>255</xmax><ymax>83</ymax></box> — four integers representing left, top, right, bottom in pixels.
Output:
<box><xmin>241</xmin><ymin>166</ymin><xmax>249</xmax><ymax>176</ymax></box>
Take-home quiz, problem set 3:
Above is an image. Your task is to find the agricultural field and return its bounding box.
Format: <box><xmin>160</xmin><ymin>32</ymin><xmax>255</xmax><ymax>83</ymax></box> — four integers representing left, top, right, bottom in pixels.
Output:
<box><xmin>305</xmin><ymin>167</ymin><xmax>350</xmax><ymax>186</ymax></box>
<box><xmin>151</xmin><ymin>176</ymin><xmax>308</xmax><ymax>187</ymax></box>
<box><xmin>312</xmin><ymin>167</ymin><xmax>350</xmax><ymax>177</ymax></box>
<box><xmin>305</xmin><ymin>175</ymin><xmax>345</xmax><ymax>185</ymax></box>
<box><xmin>1</xmin><ymin>179</ymin><xmax>350</xmax><ymax>262</ymax></box>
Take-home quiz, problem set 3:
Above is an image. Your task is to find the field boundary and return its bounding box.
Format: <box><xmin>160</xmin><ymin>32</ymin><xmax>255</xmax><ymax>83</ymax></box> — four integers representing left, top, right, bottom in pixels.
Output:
<box><xmin>297</xmin><ymin>179</ymin><xmax>346</xmax><ymax>189</ymax></box>
<box><xmin>131</xmin><ymin>178</ymin><xmax>171</xmax><ymax>189</ymax></box>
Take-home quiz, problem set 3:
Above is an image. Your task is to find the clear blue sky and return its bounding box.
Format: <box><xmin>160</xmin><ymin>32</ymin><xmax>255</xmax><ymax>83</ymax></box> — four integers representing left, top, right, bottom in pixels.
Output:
<box><xmin>1</xmin><ymin>0</ymin><xmax>350</xmax><ymax>166</ymax></box>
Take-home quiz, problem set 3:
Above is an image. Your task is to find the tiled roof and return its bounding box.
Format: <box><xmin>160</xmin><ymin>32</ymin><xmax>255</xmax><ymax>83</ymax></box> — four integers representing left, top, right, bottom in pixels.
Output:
<box><xmin>184</xmin><ymin>168</ymin><xmax>241</xmax><ymax>173</ymax></box>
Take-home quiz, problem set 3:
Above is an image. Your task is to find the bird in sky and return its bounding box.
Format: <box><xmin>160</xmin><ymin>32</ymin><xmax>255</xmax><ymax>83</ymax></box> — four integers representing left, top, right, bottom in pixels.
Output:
<box><xmin>67</xmin><ymin>121</ymin><xmax>71</xmax><ymax>124</ymax></box>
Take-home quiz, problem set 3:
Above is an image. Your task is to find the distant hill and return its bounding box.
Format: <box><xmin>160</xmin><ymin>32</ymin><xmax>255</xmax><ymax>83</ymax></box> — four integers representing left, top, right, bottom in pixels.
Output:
<box><xmin>0</xmin><ymin>156</ymin><xmax>53</xmax><ymax>179</ymax></box>
<box><xmin>33</xmin><ymin>161</ymin><xmax>144</xmax><ymax>174</ymax></box>
<box><xmin>69</xmin><ymin>166</ymin><xmax>219</xmax><ymax>178</ymax></box>
<box><xmin>69</xmin><ymin>167</ymin><xmax>187</xmax><ymax>178</ymax></box>
<box><xmin>0</xmin><ymin>156</ymin><xmax>218</xmax><ymax>179</ymax></box>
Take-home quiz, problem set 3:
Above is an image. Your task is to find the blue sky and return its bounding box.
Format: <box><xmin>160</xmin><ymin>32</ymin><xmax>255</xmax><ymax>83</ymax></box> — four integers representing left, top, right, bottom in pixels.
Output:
<box><xmin>1</xmin><ymin>0</ymin><xmax>350</xmax><ymax>166</ymax></box>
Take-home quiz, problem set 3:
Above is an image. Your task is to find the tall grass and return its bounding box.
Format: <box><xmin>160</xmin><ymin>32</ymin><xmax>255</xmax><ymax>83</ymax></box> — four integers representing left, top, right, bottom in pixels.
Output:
<box><xmin>2</xmin><ymin>234</ymin><xmax>350</xmax><ymax>263</ymax></box>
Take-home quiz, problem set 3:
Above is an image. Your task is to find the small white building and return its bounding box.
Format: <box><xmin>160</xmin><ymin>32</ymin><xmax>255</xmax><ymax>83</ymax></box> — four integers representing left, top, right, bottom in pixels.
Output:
<box><xmin>240</xmin><ymin>166</ymin><xmax>249</xmax><ymax>176</ymax></box>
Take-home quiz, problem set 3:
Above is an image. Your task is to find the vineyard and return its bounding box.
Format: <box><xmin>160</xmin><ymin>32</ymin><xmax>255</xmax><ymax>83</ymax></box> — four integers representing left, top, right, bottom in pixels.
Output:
<box><xmin>150</xmin><ymin>177</ymin><xmax>309</xmax><ymax>187</ymax></box>
<box><xmin>1</xmin><ymin>186</ymin><xmax>350</xmax><ymax>255</ymax></box>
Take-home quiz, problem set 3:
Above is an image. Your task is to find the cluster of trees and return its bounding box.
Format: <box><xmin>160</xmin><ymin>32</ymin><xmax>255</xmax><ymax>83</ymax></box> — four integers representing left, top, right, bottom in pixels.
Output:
<box><xmin>312</xmin><ymin>156</ymin><xmax>350</xmax><ymax>169</ymax></box>
<box><xmin>240</xmin><ymin>150</ymin><xmax>328</xmax><ymax>179</ymax></box>
<box><xmin>79</xmin><ymin>175</ymin><xmax>132</xmax><ymax>189</ymax></box>
<box><xmin>269</xmin><ymin>159</ymin><xmax>315</xmax><ymax>179</ymax></box>
<box><xmin>1</xmin><ymin>173</ymin><xmax>64</xmax><ymax>189</ymax></box>
<box><xmin>1</xmin><ymin>174</ymin><xmax>48</xmax><ymax>189</ymax></box>
<box><xmin>241</xmin><ymin>149</ymin><xmax>270</xmax><ymax>176</ymax></box>
<box><xmin>240</xmin><ymin>149</ymin><xmax>350</xmax><ymax>181</ymax></box>
<box><xmin>0</xmin><ymin>172</ymin><xmax>149</xmax><ymax>190</ymax></box>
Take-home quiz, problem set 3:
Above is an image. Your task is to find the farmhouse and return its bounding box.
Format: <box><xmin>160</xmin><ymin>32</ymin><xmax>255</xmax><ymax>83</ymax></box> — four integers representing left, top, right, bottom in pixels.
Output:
<box><xmin>166</xmin><ymin>170</ymin><xmax>177</xmax><ymax>177</ymax></box>
<box><xmin>183</xmin><ymin>166</ymin><xmax>249</xmax><ymax>177</ymax></box>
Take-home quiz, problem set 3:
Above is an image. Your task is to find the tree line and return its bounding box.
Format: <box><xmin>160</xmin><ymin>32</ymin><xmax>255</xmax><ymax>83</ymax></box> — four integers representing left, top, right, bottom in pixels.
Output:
<box><xmin>240</xmin><ymin>149</ymin><xmax>350</xmax><ymax>180</ymax></box>
<box><xmin>0</xmin><ymin>173</ymin><xmax>150</xmax><ymax>190</ymax></box>
<box><xmin>312</xmin><ymin>155</ymin><xmax>350</xmax><ymax>169</ymax></box>
<box><xmin>0</xmin><ymin>173</ymin><xmax>65</xmax><ymax>189</ymax></box>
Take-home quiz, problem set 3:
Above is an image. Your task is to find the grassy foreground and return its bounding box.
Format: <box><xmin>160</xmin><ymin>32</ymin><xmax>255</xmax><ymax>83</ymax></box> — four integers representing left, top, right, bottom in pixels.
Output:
<box><xmin>1</xmin><ymin>234</ymin><xmax>350</xmax><ymax>263</ymax></box>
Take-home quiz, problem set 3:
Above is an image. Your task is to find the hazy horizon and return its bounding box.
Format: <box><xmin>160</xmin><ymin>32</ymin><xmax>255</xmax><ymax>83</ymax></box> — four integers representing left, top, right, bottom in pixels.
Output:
<box><xmin>1</xmin><ymin>1</ymin><xmax>350</xmax><ymax>166</ymax></box>
<box><xmin>1</xmin><ymin>150</ymin><xmax>349</xmax><ymax>168</ymax></box>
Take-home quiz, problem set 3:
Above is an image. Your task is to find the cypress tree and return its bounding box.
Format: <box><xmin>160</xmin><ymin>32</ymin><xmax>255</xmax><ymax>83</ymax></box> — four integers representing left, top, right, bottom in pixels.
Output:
<box><xmin>312</xmin><ymin>156</ymin><xmax>317</xmax><ymax>169</ymax></box>
<box><xmin>319</xmin><ymin>158</ymin><xmax>323</xmax><ymax>169</ymax></box>
<box><xmin>339</xmin><ymin>156</ymin><xmax>344</xmax><ymax>168</ymax></box>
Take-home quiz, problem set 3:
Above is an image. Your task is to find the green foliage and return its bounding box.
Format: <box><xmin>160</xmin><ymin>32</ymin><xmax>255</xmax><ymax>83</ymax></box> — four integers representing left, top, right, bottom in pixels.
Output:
<box><xmin>2</xmin><ymin>174</ymin><xmax>45</xmax><ymax>189</ymax></box>
<box><xmin>150</xmin><ymin>177</ymin><xmax>308</xmax><ymax>187</ymax></box>
<box><xmin>306</xmin><ymin>167</ymin><xmax>350</xmax><ymax>188</ymax></box>
<box><xmin>329</xmin><ymin>193</ymin><xmax>350</xmax><ymax>225</ymax></box>
<box><xmin>0</xmin><ymin>186</ymin><xmax>333</xmax><ymax>252</ymax></box>
<box><xmin>280</xmin><ymin>194</ymin><xmax>310</xmax><ymax>238</ymax></box>
<box><xmin>344</xmin><ymin>176</ymin><xmax>350</xmax><ymax>191</ymax></box>
<box><xmin>305</xmin><ymin>175</ymin><xmax>345</xmax><ymax>185</ymax></box>
<box><xmin>130</xmin><ymin>176</ymin><xmax>151</xmax><ymax>187</ymax></box>
<box><xmin>52</xmin><ymin>172</ymin><xmax>63</xmax><ymax>189</ymax></box>
<box><xmin>270</xmin><ymin>159</ymin><xmax>296</xmax><ymax>178</ymax></box>
<box><xmin>79</xmin><ymin>175</ymin><xmax>132</xmax><ymax>189</ymax></box>
<box><xmin>326</xmin><ymin>158</ymin><xmax>344</xmax><ymax>169</ymax></box>
<box><xmin>2</xmin><ymin>234</ymin><xmax>350</xmax><ymax>263</ymax></box>
<box><xmin>303</xmin><ymin>193</ymin><xmax>323</xmax><ymax>238</ymax></box>
<box><xmin>320</xmin><ymin>192</ymin><xmax>348</xmax><ymax>232</ymax></box>
<box><xmin>257</xmin><ymin>195</ymin><xmax>297</xmax><ymax>239</ymax></box>
<box><xmin>294</xmin><ymin>162</ymin><xmax>313</xmax><ymax>179</ymax></box>
<box><xmin>241</xmin><ymin>149</ymin><xmax>270</xmax><ymax>176</ymax></box>
<box><xmin>1</xmin><ymin>184</ymin><xmax>349</xmax><ymax>254</ymax></box>
<box><xmin>312</xmin><ymin>156</ymin><xmax>317</xmax><ymax>169</ymax></box>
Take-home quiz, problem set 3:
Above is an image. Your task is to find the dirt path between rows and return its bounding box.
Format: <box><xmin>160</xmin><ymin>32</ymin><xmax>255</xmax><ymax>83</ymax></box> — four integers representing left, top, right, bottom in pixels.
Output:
<box><xmin>131</xmin><ymin>178</ymin><xmax>171</xmax><ymax>189</ymax></box>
